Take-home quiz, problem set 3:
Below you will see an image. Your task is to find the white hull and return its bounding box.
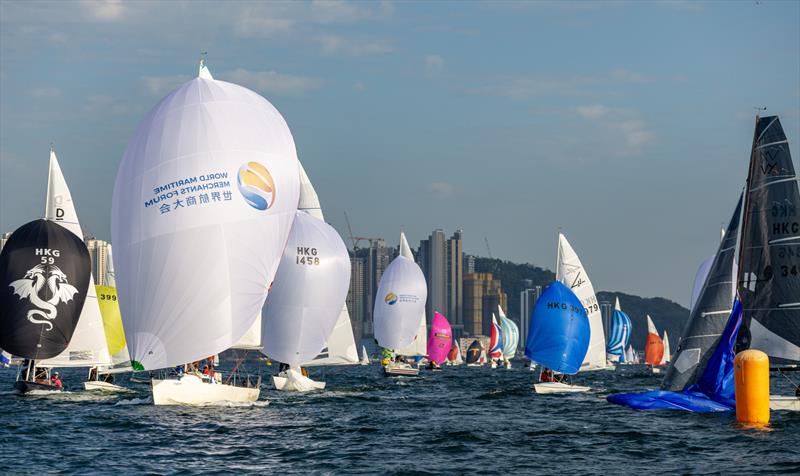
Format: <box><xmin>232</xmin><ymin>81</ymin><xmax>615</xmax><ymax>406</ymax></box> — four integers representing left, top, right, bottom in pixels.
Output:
<box><xmin>504</xmin><ymin>361</ymin><xmax>512</xmax><ymax>369</ymax></box>
<box><xmin>383</xmin><ymin>361</ymin><xmax>420</xmax><ymax>377</ymax></box>
<box><xmin>272</xmin><ymin>369</ymin><xmax>326</xmax><ymax>392</ymax></box>
<box><xmin>466</xmin><ymin>363</ymin><xmax>483</xmax><ymax>368</ymax></box>
<box><xmin>83</xmin><ymin>380</ymin><xmax>131</xmax><ymax>393</ymax></box>
<box><xmin>152</xmin><ymin>374</ymin><xmax>259</xmax><ymax>405</ymax></box>
<box><xmin>534</xmin><ymin>382</ymin><xmax>591</xmax><ymax>394</ymax></box>
<box><xmin>770</xmin><ymin>395</ymin><xmax>800</xmax><ymax>411</ymax></box>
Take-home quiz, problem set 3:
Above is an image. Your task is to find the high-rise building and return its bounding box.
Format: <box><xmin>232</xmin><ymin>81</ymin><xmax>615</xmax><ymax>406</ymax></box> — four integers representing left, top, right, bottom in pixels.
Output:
<box><xmin>365</xmin><ymin>239</ymin><xmax>395</xmax><ymax>337</ymax></box>
<box><xmin>462</xmin><ymin>272</ymin><xmax>506</xmax><ymax>337</ymax></box>
<box><xmin>86</xmin><ymin>239</ymin><xmax>109</xmax><ymax>285</ymax></box>
<box><xmin>463</xmin><ymin>254</ymin><xmax>475</xmax><ymax>274</ymax></box>
<box><xmin>416</xmin><ymin>229</ymin><xmax>447</xmax><ymax>326</ymax></box>
<box><xmin>600</xmin><ymin>300</ymin><xmax>613</xmax><ymax>341</ymax></box>
<box><xmin>446</xmin><ymin>230</ymin><xmax>463</xmax><ymax>338</ymax></box>
<box><xmin>347</xmin><ymin>256</ymin><xmax>366</xmax><ymax>343</ymax></box>
<box><xmin>520</xmin><ymin>285</ymin><xmax>543</xmax><ymax>346</ymax></box>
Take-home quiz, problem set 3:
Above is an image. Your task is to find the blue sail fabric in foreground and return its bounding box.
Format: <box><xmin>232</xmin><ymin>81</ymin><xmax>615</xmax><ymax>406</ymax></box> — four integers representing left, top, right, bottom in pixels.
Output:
<box><xmin>607</xmin><ymin>300</ymin><xmax>742</xmax><ymax>412</ymax></box>
<box><xmin>607</xmin><ymin>308</ymin><xmax>631</xmax><ymax>362</ymax></box>
<box><xmin>524</xmin><ymin>281</ymin><xmax>590</xmax><ymax>375</ymax></box>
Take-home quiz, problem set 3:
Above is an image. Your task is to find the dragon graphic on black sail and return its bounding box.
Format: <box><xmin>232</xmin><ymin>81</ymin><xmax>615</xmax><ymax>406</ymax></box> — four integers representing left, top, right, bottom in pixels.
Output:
<box><xmin>9</xmin><ymin>264</ymin><xmax>80</xmax><ymax>331</ymax></box>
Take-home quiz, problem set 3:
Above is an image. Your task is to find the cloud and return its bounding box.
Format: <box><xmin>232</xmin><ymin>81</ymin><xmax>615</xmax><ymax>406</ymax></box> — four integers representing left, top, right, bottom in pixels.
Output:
<box><xmin>83</xmin><ymin>94</ymin><xmax>133</xmax><ymax>115</ymax></box>
<box><xmin>310</xmin><ymin>0</ymin><xmax>370</xmax><ymax>23</ymax></box>
<box><xmin>608</xmin><ymin>69</ymin><xmax>649</xmax><ymax>83</ymax></box>
<box><xmin>28</xmin><ymin>87</ymin><xmax>61</xmax><ymax>98</ymax></box>
<box><xmin>80</xmin><ymin>0</ymin><xmax>126</xmax><ymax>21</ymax></box>
<box><xmin>576</xmin><ymin>104</ymin><xmax>609</xmax><ymax>119</ymax></box>
<box><xmin>618</xmin><ymin>120</ymin><xmax>654</xmax><ymax>147</ymax></box>
<box><xmin>235</xmin><ymin>13</ymin><xmax>293</xmax><ymax>38</ymax></box>
<box><xmin>424</xmin><ymin>55</ymin><xmax>444</xmax><ymax>74</ymax></box>
<box><xmin>222</xmin><ymin>69</ymin><xmax>322</xmax><ymax>95</ymax></box>
<box><xmin>318</xmin><ymin>34</ymin><xmax>393</xmax><ymax>56</ymax></box>
<box><xmin>428</xmin><ymin>181</ymin><xmax>455</xmax><ymax>196</ymax></box>
<box><xmin>141</xmin><ymin>75</ymin><xmax>191</xmax><ymax>97</ymax></box>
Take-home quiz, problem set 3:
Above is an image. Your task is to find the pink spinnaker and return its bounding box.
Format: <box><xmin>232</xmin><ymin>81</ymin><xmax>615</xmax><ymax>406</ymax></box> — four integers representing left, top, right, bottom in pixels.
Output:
<box><xmin>427</xmin><ymin>312</ymin><xmax>453</xmax><ymax>364</ymax></box>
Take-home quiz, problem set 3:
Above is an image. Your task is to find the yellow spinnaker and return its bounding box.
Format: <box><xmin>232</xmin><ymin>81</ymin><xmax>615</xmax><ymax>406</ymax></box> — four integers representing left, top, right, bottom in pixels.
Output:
<box><xmin>96</xmin><ymin>285</ymin><xmax>127</xmax><ymax>355</ymax></box>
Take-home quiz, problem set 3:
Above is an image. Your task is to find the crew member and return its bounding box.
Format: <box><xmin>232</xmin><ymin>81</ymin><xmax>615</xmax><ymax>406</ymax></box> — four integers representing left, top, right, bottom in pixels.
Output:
<box><xmin>50</xmin><ymin>372</ymin><xmax>63</xmax><ymax>389</ymax></box>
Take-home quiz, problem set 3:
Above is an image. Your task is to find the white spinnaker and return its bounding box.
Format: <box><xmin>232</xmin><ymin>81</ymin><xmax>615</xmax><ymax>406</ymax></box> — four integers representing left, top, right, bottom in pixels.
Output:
<box><xmin>394</xmin><ymin>313</ymin><xmax>427</xmax><ymax>357</ymax></box>
<box><xmin>556</xmin><ymin>233</ymin><xmax>606</xmax><ymax>370</ymax></box>
<box><xmin>660</xmin><ymin>330</ymin><xmax>670</xmax><ymax>365</ymax></box>
<box><xmin>297</xmin><ymin>161</ymin><xmax>358</xmax><ymax>366</ymax></box>
<box><xmin>112</xmin><ymin>74</ymin><xmax>300</xmax><ymax>370</ymax></box>
<box><xmin>374</xmin><ymin>232</ymin><xmax>428</xmax><ymax>350</ymax></box>
<box><xmin>261</xmin><ymin>211</ymin><xmax>351</xmax><ymax>367</ymax></box>
<box><xmin>40</xmin><ymin>149</ymin><xmax>112</xmax><ymax>368</ymax></box>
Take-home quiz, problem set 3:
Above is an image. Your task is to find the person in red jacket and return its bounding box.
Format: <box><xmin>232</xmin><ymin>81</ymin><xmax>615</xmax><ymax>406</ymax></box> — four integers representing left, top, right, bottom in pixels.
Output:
<box><xmin>50</xmin><ymin>372</ymin><xmax>63</xmax><ymax>389</ymax></box>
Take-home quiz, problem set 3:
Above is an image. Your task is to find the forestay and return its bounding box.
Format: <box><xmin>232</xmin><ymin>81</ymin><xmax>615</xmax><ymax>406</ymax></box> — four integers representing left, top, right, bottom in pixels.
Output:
<box><xmin>112</xmin><ymin>73</ymin><xmax>300</xmax><ymax>370</ymax></box>
<box><xmin>556</xmin><ymin>233</ymin><xmax>606</xmax><ymax>370</ymax></box>
<box><xmin>261</xmin><ymin>211</ymin><xmax>351</xmax><ymax>367</ymax></box>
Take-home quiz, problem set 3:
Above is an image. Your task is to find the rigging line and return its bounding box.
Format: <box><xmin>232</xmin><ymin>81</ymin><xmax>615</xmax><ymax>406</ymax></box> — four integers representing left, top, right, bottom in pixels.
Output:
<box><xmin>769</xmin><ymin>236</ymin><xmax>800</xmax><ymax>245</ymax></box>
<box><xmin>748</xmin><ymin>177</ymin><xmax>800</xmax><ymax>191</ymax></box>
<box><xmin>755</xmin><ymin>139</ymin><xmax>788</xmax><ymax>149</ymax></box>
<box><xmin>777</xmin><ymin>368</ymin><xmax>800</xmax><ymax>393</ymax></box>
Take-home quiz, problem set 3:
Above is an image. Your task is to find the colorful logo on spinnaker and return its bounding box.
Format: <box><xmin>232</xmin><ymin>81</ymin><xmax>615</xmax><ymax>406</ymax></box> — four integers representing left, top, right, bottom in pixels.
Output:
<box><xmin>385</xmin><ymin>292</ymin><xmax>398</xmax><ymax>305</ymax></box>
<box><xmin>237</xmin><ymin>162</ymin><xmax>276</xmax><ymax>210</ymax></box>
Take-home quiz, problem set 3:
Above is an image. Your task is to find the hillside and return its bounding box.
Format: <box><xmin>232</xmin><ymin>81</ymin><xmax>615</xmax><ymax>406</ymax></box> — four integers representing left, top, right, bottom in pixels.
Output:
<box><xmin>473</xmin><ymin>257</ymin><xmax>688</xmax><ymax>353</ymax></box>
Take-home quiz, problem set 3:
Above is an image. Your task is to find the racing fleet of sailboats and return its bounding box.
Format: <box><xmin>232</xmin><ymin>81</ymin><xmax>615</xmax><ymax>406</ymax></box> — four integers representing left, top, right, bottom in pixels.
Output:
<box><xmin>0</xmin><ymin>60</ymin><xmax>796</xmax><ymax>415</ymax></box>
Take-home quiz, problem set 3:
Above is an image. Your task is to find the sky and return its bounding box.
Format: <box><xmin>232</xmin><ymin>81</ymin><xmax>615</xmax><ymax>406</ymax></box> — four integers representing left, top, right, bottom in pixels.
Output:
<box><xmin>1</xmin><ymin>0</ymin><xmax>798</xmax><ymax>306</ymax></box>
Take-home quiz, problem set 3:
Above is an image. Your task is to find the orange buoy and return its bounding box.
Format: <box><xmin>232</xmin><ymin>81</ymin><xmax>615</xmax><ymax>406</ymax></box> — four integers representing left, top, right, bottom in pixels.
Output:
<box><xmin>734</xmin><ymin>350</ymin><xmax>770</xmax><ymax>425</ymax></box>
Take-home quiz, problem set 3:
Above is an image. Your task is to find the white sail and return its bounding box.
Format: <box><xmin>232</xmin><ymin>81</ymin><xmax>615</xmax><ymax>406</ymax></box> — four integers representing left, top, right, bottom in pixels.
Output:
<box><xmin>555</xmin><ymin>233</ymin><xmax>606</xmax><ymax>370</ymax></box>
<box><xmin>98</xmin><ymin>245</ymin><xmax>132</xmax><ymax>373</ymax></box>
<box><xmin>690</xmin><ymin>255</ymin><xmax>715</xmax><ymax>314</ymax></box>
<box><xmin>660</xmin><ymin>330</ymin><xmax>670</xmax><ymax>365</ymax></box>
<box><xmin>40</xmin><ymin>149</ymin><xmax>112</xmax><ymax>368</ymax></box>
<box><xmin>360</xmin><ymin>345</ymin><xmax>370</xmax><ymax>365</ymax></box>
<box><xmin>261</xmin><ymin>211</ymin><xmax>351</xmax><ymax>367</ymax></box>
<box><xmin>394</xmin><ymin>312</ymin><xmax>427</xmax><ymax>357</ymax></box>
<box><xmin>297</xmin><ymin>160</ymin><xmax>358</xmax><ymax>366</ymax></box>
<box><xmin>454</xmin><ymin>340</ymin><xmax>463</xmax><ymax>364</ymax></box>
<box><xmin>374</xmin><ymin>232</ymin><xmax>428</xmax><ymax>350</ymax></box>
<box><xmin>112</xmin><ymin>73</ymin><xmax>300</xmax><ymax>370</ymax></box>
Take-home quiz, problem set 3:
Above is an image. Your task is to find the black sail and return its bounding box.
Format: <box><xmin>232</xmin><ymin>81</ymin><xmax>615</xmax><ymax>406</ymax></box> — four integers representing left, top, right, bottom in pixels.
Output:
<box><xmin>662</xmin><ymin>194</ymin><xmax>742</xmax><ymax>390</ymax></box>
<box><xmin>466</xmin><ymin>340</ymin><xmax>482</xmax><ymax>365</ymax></box>
<box><xmin>737</xmin><ymin>115</ymin><xmax>800</xmax><ymax>365</ymax></box>
<box><xmin>0</xmin><ymin>219</ymin><xmax>91</xmax><ymax>359</ymax></box>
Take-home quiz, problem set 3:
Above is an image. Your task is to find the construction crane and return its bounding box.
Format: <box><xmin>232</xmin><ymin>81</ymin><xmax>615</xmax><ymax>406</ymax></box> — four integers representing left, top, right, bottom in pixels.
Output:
<box><xmin>484</xmin><ymin>237</ymin><xmax>493</xmax><ymax>259</ymax></box>
<box><xmin>343</xmin><ymin>211</ymin><xmax>381</xmax><ymax>251</ymax></box>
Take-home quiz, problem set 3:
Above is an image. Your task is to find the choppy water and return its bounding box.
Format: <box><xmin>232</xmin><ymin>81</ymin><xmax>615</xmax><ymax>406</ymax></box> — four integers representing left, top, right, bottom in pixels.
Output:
<box><xmin>1</xmin><ymin>360</ymin><xmax>799</xmax><ymax>475</ymax></box>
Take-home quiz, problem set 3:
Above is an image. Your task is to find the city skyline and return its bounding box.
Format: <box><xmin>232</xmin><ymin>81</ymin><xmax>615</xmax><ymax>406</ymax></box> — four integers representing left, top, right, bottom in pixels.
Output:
<box><xmin>2</xmin><ymin>2</ymin><xmax>799</xmax><ymax>306</ymax></box>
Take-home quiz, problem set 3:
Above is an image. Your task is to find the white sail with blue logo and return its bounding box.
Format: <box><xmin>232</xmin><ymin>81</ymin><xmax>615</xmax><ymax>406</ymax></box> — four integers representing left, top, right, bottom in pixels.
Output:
<box><xmin>374</xmin><ymin>232</ymin><xmax>428</xmax><ymax>353</ymax></box>
<box><xmin>606</xmin><ymin>298</ymin><xmax>631</xmax><ymax>363</ymax></box>
<box><xmin>40</xmin><ymin>148</ymin><xmax>112</xmax><ymax>368</ymax></box>
<box><xmin>556</xmin><ymin>233</ymin><xmax>607</xmax><ymax>370</ymax></box>
<box><xmin>112</xmin><ymin>61</ymin><xmax>300</xmax><ymax>373</ymax></box>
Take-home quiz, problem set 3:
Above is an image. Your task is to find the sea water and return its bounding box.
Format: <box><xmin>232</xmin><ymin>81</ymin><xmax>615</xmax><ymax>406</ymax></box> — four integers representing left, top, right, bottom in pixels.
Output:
<box><xmin>1</xmin><ymin>360</ymin><xmax>798</xmax><ymax>474</ymax></box>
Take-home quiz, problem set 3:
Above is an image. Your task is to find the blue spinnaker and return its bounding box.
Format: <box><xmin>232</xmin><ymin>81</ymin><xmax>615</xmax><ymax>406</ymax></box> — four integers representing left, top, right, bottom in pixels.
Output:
<box><xmin>524</xmin><ymin>281</ymin><xmax>590</xmax><ymax>375</ymax></box>
<box><xmin>607</xmin><ymin>305</ymin><xmax>631</xmax><ymax>362</ymax></box>
<box><xmin>607</xmin><ymin>299</ymin><xmax>742</xmax><ymax>412</ymax></box>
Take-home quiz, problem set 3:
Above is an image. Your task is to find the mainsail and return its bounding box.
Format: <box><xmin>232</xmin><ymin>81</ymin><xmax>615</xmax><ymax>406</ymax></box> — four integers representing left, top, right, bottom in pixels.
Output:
<box><xmin>0</xmin><ymin>219</ymin><xmax>91</xmax><ymax>359</ymax></box>
<box><xmin>525</xmin><ymin>281</ymin><xmax>590</xmax><ymax>375</ymax></box>
<box><xmin>556</xmin><ymin>233</ymin><xmax>607</xmax><ymax>370</ymax></box>
<box><xmin>426</xmin><ymin>312</ymin><xmax>452</xmax><ymax>364</ymax></box>
<box><xmin>660</xmin><ymin>330</ymin><xmax>671</xmax><ymax>365</ymax></box>
<box><xmin>374</xmin><ymin>232</ymin><xmax>428</xmax><ymax>352</ymax></box>
<box><xmin>40</xmin><ymin>150</ymin><xmax>111</xmax><ymax>367</ymax></box>
<box><xmin>96</xmin><ymin>245</ymin><xmax>132</xmax><ymax>373</ymax></box>
<box><xmin>498</xmin><ymin>305</ymin><xmax>519</xmax><ymax>359</ymax></box>
<box><xmin>736</xmin><ymin>115</ymin><xmax>800</xmax><ymax>365</ymax></box>
<box><xmin>112</xmin><ymin>70</ymin><xmax>300</xmax><ymax>370</ymax></box>
<box><xmin>661</xmin><ymin>195</ymin><xmax>742</xmax><ymax>390</ymax></box>
<box><xmin>260</xmin><ymin>211</ymin><xmax>351</xmax><ymax>367</ymax></box>
<box><xmin>606</xmin><ymin>298</ymin><xmax>631</xmax><ymax>363</ymax></box>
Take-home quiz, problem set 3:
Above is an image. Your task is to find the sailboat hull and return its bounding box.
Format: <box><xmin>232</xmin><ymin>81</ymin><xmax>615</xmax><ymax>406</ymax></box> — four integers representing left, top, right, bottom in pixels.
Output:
<box><xmin>383</xmin><ymin>362</ymin><xmax>420</xmax><ymax>377</ymax></box>
<box><xmin>83</xmin><ymin>380</ymin><xmax>131</xmax><ymax>393</ymax></box>
<box><xmin>271</xmin><ymin>370</ymin><xmax>326</xmax><ymax>392</ymax></box>
<box><xmin>152</xmin><ymin>374</ymin><xmax>259</xmax><ymax>405</ymax></box>
<box><xmin>770</xmin><ymin>396</ymin><xmax>800</xmax><ymax>411</ymax></box>
<box><xmin>533</xmin><ymin>382</ymin><xmax>591</xmax><ymax>394</ymax></box>
<box><xmin>13</xmin><ymin>380</ymin><xmax>63</xmax><ymax>395</ymax></box>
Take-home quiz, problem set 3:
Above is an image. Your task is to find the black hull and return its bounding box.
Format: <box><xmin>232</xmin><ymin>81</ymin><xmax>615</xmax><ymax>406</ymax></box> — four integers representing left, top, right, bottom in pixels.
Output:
<box><xmin>14</xmin><ymin>380</ymin><xmax>63</xmax><ymax>394</ymax></box>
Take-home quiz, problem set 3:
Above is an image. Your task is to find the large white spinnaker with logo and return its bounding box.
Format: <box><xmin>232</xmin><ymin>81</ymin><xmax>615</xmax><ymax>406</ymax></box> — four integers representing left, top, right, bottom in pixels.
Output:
<box><xmin>261</xmin><ymin>211</ymin><xmax>351</xmax><ymax>390</ymax></box>
<box><xmin>556</xmin><ymin>233</ymin><xmax>607</xmax><ymax>371</ymax></box>
<box><xmin>112</xmin><ymin>66</ymin><xmax>300</xmax><ymax>373</ymax></box>
<box><xmin>391</xmin><ymin>232</ymin><xmax>428</xmax><ymax>357</ymax></box>
<box><xmin>374</xmin><ymin>232</ymin><xmax>428</xmax><ymax>352</ymax></box>
<box><xmin>296</xmin><ymin>162</ymin><xmax>359</xmax><ymax>366</ymax></box>
<box><xmin>40</xmin><ymin>148</ymin><xmax>112</xmax><ymax>368</ymax></box>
